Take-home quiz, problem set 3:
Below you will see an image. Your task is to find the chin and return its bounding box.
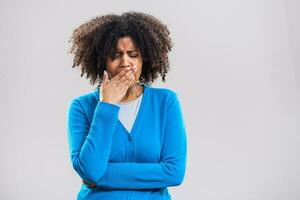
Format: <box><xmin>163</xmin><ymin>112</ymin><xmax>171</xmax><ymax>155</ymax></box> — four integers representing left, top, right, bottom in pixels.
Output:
<box><xmin>129</xmin><ymin>81</ymin><xmax>136</xmax><ymax>88</ymax></box>
<box><xmin>130</xmin><ymin>79</ymin><xmax>140</xmax><ymax>88</ymax></box>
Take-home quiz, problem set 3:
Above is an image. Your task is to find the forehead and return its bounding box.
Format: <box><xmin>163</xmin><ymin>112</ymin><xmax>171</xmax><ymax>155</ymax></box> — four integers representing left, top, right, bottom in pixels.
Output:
<box><xmin>115</xmin><ymin>36</ymin><xmax>137</xmax><ymax>50</ymax></box>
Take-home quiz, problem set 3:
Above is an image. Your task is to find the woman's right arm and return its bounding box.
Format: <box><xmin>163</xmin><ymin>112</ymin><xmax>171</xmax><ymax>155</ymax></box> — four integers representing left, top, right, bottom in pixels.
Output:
<box><xmin>67</xmin><ymin>98</ymin><xmax>120</xmax><ymax>184</ymax></box>
<box><xmin>67</xmin><ymin>65</ymin><xmax>136</xmax><ymax>185</ymax></box>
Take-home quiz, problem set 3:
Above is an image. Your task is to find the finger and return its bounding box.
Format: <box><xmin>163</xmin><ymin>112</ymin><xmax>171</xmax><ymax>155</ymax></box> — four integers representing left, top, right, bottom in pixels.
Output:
<box><xmin>111</xmin><ymin>66</ymin><xmax>132</xmax><ymax>81</ymax></box>
<box><xmin>100</xmin><ymin>71</ymin><xmax>108</xmax><ymax>90</ymax></box>
<box><xmin>103</xmin><ymin>70</ymin><xmax>109</xmax><ymax>85</ymax></box>
<box><xmin>118</xmin><ymin>67</ymin><xmax>136</xmax><ymax>84</ymax></box>
<box><xmin>83</xmin><ymin>180</ymin><xmax>96</xmax><ymax>189</ymax></box>
<box><xmin>120</xmin><ymin>72</ymin><xmax>135</xmax><ymax>90</ymax></box>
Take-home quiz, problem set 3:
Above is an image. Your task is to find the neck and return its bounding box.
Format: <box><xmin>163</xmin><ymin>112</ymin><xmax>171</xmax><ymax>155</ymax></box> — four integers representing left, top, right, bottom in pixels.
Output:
<box><xmin>121</xmin><ymin>83</ymin><xmax>143</xmax><ymax>102</ymax></box>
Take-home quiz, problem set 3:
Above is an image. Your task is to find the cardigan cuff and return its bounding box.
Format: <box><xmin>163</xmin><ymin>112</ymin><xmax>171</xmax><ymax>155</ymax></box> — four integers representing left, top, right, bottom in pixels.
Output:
<box><xmin>95</xmin><ymin>101</ymin><xmax>120</xmax><ymax>119</ymax></box>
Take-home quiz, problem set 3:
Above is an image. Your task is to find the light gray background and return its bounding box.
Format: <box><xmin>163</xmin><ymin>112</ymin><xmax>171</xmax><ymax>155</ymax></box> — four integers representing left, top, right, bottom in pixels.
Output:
<box><xmin>0</xmin><ymin>0</ymin><xmax>299</xmax><ymax>199</ymax></box>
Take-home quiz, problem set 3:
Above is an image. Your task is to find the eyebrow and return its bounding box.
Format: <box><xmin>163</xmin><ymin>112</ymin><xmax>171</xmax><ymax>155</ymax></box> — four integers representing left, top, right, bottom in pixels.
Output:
<box><xmin>115</xmin><ymin>49</ymin><xmax>138</xmax><ymax>52</ymax></box>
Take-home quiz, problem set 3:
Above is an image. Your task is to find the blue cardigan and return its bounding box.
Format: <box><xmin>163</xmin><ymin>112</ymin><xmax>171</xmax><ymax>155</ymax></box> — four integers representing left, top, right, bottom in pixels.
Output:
<box><xmin>67</xmin><ymin>84</ymin><xmax>187</xmax><ymax>200</ymax></box>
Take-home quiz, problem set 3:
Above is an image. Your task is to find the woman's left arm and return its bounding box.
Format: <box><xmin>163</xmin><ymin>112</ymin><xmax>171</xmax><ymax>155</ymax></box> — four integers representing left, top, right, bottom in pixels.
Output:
<box><xmin>88</xmin><ymin>92</ymin><xmax>187</xmax><ymax>189</ymax></box>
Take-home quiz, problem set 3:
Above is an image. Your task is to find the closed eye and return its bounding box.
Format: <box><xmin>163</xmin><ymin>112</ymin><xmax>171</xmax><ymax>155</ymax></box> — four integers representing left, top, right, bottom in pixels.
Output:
<box><xmin>129</xmin><ymin>53</ymin><xmax>138</xmax><ymax>57</ymax></box>
<box><xmin>110</xmin><ymin>51</ymin><xmax>139</xmax><ymax>59</ymax></box>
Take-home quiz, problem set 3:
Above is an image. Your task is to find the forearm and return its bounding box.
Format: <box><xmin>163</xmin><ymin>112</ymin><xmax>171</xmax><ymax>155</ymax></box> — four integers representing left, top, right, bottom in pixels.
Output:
<box><xmin>93</xmin><ymin>92</ymin><xmax>187</xmax><ymax>190</ymax></box>
<box><xmin>94</xmin><ymin>161</ymin><xmax>186</xmax><ymax>189</ymax></box>
<box><xmin>68</xmin><ymin>100</ymin><xmax>120</xmax><ymax>183</ymax></box>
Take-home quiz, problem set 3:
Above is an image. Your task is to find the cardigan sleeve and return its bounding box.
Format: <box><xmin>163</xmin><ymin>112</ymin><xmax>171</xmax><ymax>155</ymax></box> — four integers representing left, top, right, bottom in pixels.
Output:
<box><xmin>95</xmin><ymin>92</ymin><xmax>187</xmax><ymax>189</ymax></box>
<box><xmin>67</xmin><ymin>99</ymin><xmax>120</xmax><ymax>184</ymax></box>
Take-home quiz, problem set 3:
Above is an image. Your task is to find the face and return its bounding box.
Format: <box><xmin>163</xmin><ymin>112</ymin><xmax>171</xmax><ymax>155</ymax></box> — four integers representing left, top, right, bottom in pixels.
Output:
<box><xmin>105</xmin><ymin>36</ymin><xmax>143</xmax><ymax>87</ymax></box>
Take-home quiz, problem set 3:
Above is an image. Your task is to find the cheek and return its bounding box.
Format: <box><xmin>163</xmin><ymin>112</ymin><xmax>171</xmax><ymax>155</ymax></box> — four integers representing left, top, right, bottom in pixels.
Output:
<box><xmin>138</xmin><ymin>67</ymin><xmax>142</xmax><ymax>75</ymax></box>
<box><xmin>106</xmin><ymin>64</ymin><xmax>119</xmax><ymax>77</ymax></box>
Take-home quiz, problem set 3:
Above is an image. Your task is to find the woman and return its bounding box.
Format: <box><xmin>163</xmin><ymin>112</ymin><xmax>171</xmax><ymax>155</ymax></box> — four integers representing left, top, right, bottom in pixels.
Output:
<box><xmin>67</xmin><ymin>11</ymin><xmax>187</xmax><ymax>200</ymax></box>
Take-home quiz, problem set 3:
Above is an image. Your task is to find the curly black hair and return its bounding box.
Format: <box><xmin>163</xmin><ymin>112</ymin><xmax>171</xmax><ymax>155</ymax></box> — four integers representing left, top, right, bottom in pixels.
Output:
<box><xmin>68</xmin><ymin>11</ymin><xmax>173</xmax><ymax>87</ymax></box>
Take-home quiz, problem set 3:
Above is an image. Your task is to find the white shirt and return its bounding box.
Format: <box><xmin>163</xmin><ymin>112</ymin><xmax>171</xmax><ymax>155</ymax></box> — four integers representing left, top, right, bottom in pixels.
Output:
<box><xmin>115</xmin><ymin>93</ymin><xmax>143</xmax><ymax>133</ymax></box>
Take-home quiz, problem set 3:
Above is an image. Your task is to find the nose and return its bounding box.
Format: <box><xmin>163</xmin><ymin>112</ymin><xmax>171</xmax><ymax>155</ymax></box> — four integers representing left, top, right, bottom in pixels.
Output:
<box><xmin>120</xmin><ymin>54</ymin><xmax>131</xmax><ymax>68</ymax></box>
